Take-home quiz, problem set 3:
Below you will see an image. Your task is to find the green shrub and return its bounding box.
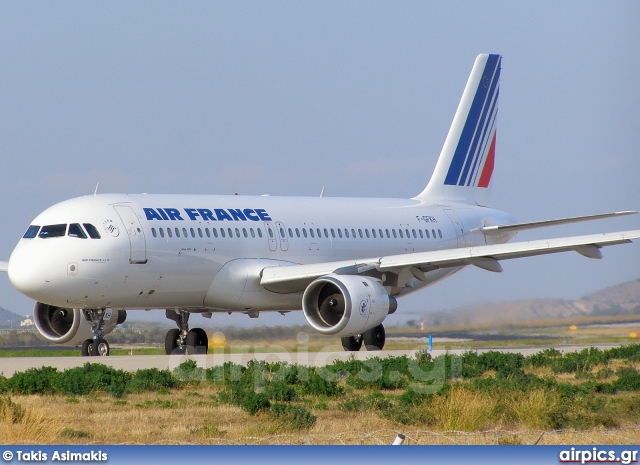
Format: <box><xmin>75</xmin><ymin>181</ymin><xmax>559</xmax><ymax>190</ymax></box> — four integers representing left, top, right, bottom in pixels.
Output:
<box><xmin>613</xmin><ymin>366</ymin><xmax>640</xmax><ymax>392</ymax></box>
<box><xmin>8</xmin><ymin>366</ymin><xmax>59</xmax><ymax>395</ymax></box>
<box><xmin>128</xmin><ymin>368</ymin><xmax>177</xmax><ymax>393</ymax></box>
<box><xmin>270</xmin><ymin>403</ymin><xmax>316</xmax><ymax>430</ymax></box>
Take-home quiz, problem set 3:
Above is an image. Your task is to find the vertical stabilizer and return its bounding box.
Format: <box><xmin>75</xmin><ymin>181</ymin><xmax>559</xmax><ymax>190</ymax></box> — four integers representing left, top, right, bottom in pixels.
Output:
<box><xmin>415</xmin><ymin>54</ymin><xmax>501</xmax><ymax>206</ymax></box>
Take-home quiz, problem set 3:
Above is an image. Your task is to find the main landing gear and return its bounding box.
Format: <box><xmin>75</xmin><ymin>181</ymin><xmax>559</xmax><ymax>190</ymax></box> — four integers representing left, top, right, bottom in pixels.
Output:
<box><xmin>341</xmin><ymin>323</ymin><xmax>385</xmax><ymax>351</ymax></box>
<box><xmin>81</xmin><ymin>309</ymin><xmax>112</xmax><ymax>356</ymax></box>
<box><xmin>164</xmin><ymin>309</ymin><xmax>209</xmax><ymax>355</ymax></box>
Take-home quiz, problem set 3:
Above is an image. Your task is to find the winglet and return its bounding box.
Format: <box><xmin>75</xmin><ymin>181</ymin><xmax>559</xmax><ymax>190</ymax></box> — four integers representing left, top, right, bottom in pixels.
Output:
<box><xmin>415</xmin><ymin>54</ymin><xmax>501</xmax><ymax>206</ymax></box>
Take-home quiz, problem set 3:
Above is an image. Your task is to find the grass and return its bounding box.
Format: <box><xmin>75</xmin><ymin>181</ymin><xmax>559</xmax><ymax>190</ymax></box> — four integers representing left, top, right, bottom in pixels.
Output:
<box><xmin>2</xmin><ymin>345</ymin><xmax>640</xmax><ymax>444</ymax></box>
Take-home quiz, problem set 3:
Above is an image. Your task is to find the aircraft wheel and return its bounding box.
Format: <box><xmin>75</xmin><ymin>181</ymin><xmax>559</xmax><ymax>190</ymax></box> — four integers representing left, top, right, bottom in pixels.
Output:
<box><xmin>92</xmin><ymin>338</ymin><xmax>110</xmax><ymax>356</ymax></box>
<box><xmin>186</xmin><ymin>328</ymin><xmax>208</xmax><ymax>355</ymax></box>
<box><xmin>165</xmin><ymin>329</ymin><xmax>181</xmax><ymax>355</ymax></box>
<box><xmin>363</xmin><ymin>324</ymin><xmax>385</xmax><ymax>351</ymax></box>
<box><xmin>341</xmin><ymin>335</ymin><xmax>363</xmax><ymax>351</ymax></box>
<box><xmin>81</xmin><ymin>339</ymin><xmax>93</xmax><ymax>356</ymax></box>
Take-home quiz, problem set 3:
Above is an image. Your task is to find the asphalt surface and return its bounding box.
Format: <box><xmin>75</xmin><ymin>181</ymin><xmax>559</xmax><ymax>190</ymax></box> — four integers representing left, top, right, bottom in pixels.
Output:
<box><xmin>0</xmin><ymin>344</ymin><xmax>625</xmax><ymax>377</ymax></box>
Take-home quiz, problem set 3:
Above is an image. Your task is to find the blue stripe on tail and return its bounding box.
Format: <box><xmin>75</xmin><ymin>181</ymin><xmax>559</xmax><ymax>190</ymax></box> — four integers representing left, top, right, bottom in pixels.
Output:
<box><xmin>444</xmin><ymin>54</ymin><xmax>501</xmax><ymax>186</ymax></box>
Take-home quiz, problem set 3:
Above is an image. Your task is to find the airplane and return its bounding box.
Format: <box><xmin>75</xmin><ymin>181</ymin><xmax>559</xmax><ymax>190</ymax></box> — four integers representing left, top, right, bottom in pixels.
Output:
<box><xmin>1</xmin><ymin>53</ymin><xmax>638</xmax><ymax>357</ymax></box>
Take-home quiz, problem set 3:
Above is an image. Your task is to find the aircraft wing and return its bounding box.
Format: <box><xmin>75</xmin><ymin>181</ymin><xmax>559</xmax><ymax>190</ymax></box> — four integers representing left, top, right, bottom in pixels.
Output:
<box><xmin>260</xmin><ymin>230</ymin><xmax>640</xmax><ymax>293</ymax></box>
<box><xmin>0</xmin><ymin>261</ymin><xmax>7</xmax><ymax>272</ymax></box>
<box><xmin>479</xmin><ymin>211</ymin><xmax>637</xmax><ymax>235</ymax></box>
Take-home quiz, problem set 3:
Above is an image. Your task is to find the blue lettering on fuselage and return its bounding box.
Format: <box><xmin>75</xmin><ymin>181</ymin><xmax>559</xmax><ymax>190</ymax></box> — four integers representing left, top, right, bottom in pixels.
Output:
<box><xmin>143</xmin><ymin>207</ymin><xmax>272</xmax><ymax>222</ymax></box>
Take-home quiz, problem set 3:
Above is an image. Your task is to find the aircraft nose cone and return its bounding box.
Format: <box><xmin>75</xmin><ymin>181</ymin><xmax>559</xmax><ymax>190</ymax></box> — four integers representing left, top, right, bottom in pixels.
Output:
<box><xmin>7</xmin><ymin>245</ymin><xmax>51</xmax><ymax>299</ymax></box>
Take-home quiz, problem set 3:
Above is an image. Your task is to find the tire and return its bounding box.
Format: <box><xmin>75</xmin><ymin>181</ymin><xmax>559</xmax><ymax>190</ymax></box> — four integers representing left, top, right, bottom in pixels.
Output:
<box><xmin>363</xmin><ymin>324</ymin><xmax>385</xmax><ymax>351</ymax></box>
<box><xmin>92</xmin><ymin>338</ymin><xmax>110</xmax><ymax>356</ymax></box>
<box><xmin>186</xmin><ymin>328</ymin><xmax>208</xmax><ymax>355</ymax></box>
<box><xmin>81</xmin><ymin>339</ymin><xmax>93</xmax><ymax>356</ymax></box>
<box><xmin>341</xmin><ymin>335</ymin><xmax>363</xmax><ymax>351</ymax></box>
<box><xmin>165</xmin><ymin>328</ymin><xmax>181</xmax><ymax>355</ymax></box>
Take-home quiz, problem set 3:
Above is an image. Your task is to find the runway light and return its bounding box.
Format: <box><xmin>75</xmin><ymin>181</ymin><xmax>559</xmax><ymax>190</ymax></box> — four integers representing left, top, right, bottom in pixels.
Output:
<box><xmin>630</xmin><ymin>332</ymin><xmax>637</xmax><ymax>339</ymax></box>
<box><xmin>569</xmin><ymin>325</ymin><xmax>577</xmax><ymax>331</ymax></box>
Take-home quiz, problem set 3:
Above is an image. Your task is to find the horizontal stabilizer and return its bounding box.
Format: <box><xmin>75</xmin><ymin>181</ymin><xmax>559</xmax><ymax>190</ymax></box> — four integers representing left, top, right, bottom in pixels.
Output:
<box><xmin>480</xmin><ymin>211</ymin><xmax>637</xmax><ymax>235</ymax></box>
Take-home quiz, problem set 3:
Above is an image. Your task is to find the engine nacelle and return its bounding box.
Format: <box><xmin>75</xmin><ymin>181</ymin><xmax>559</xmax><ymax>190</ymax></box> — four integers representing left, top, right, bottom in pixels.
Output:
<box><xmin>302</xmin><ymin>274</ymin><xmax>397</xmax><ymax>337</ymax></box>
<box><xmin>33</xmin><ymin>302</ymin><xmax>126</xmax><ymax>346</ymax></box>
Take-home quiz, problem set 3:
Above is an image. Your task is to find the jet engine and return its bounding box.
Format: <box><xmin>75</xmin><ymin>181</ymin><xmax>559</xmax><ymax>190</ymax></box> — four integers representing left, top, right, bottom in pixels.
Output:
<box><xmin>302</xmin><ymin>274</ymin><xmax>397</xmax><ymax>337</ymax></box>
<box><xmin>33</xmin><ymin>302</ymin><xmax>126</xmax><ymax>346</ymax></box>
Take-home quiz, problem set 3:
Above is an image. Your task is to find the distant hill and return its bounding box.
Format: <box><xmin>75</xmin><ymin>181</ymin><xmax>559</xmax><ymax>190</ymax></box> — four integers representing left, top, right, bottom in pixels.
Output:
<box><xmin>0</xmin><ymin>306</ymin><xmax>25</xmax><ymax>328</ymax></box>
<box><xmin>421</xmin><ymin>279</ymin><xmax>640</xmax><ymax>328</ymax></box>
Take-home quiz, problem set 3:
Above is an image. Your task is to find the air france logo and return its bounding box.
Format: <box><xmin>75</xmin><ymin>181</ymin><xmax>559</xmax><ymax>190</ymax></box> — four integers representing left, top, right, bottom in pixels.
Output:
<box><xmin>143</xmin><ymin>208</ymin><xmax>272</xmax><ymax>222</ymax></box>
<box><xmin>359</xmin><ymin>299</ymin><xmax>368</xmax><ymax>316</ymax></box>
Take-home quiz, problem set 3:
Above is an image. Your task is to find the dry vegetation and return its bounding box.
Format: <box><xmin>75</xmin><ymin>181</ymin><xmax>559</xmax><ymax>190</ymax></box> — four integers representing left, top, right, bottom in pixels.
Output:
<box><xmin>3</xmin><ymin>345</ymin><xmax>640</xmax><ymax>445</ymax></box>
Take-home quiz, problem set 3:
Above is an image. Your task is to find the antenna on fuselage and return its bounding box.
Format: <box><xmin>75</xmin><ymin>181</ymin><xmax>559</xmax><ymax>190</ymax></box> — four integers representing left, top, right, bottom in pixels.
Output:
<box><xmin>93</xmin><ymin>183</ymin><xmax>100</xmax><ymax>195</ymax></box>
<box><xmin>320</xmin><ymin>186</ymin><xmax>325</xmax><ymax>198</ymax></box>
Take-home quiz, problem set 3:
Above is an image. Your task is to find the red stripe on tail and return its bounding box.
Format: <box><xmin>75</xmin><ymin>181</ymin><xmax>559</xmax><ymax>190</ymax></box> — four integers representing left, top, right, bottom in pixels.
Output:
<box><xmin>477</xmin><ymin>132</ymin><xmax>496</xmax><ymax>188</ymax></box>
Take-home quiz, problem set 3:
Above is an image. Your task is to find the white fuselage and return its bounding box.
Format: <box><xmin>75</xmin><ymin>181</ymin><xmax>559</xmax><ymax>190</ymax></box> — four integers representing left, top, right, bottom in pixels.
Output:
<box><xmin>7</xmin><ymin>193</ymin><xmax>516</xmax><ymax>314</ymax></box>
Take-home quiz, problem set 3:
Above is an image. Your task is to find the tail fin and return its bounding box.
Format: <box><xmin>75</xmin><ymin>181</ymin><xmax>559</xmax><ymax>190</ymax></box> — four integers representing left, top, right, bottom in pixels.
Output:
<box><xmin>415</xmin><ymin>54</ymin><xmax>501</xmax><ymax>206</ymax></box>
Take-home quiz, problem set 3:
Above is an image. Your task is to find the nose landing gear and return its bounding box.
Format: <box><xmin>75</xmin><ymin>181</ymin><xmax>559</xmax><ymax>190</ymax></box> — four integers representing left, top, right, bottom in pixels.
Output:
<box><xmin>81</xmin><ymin>309</ymin><xmax>111</xmax><ymax>356</ymax></box>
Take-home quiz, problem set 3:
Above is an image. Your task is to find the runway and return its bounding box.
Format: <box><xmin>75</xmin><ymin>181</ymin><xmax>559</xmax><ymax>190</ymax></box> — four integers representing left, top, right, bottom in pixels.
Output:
<box><xmin>0</xmin><ymin>344</ymin><xmax>624</xmax><ymax>377</ymax></box>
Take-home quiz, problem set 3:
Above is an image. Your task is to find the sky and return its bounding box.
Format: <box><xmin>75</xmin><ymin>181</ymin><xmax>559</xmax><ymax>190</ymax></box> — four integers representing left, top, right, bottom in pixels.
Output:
<box><xmin>0</xmin><ymin>1</ymin><xmax>638</xmax><ymax>326</ymax></box>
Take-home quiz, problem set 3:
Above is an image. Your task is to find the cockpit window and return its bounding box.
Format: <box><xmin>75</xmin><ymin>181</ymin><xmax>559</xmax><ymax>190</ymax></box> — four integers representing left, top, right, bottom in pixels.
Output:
<box><xmin>23</xmin><ymin>225</ymin><xmax>41</xmax><ymax>239</ymax></box>
<box><xmin>39</xmin><ymin>224</ymin><xmax>67</xmax><ymax>238</ymax></box>
<box><xmin>68</xmin><ymin>223</ymin><xmax>88</xmax><ymax>239</ymax></box>
<box><xmin>83</xmin><ymin>223</ymin><xmax>101</xmax><ymax>239</ymax></box>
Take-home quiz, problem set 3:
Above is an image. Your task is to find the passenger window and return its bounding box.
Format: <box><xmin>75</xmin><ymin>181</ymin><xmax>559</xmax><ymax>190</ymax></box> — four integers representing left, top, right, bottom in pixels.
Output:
<box><xmin>412</xmin><ymin>229</ymin><xmax>417</xmax><ymax>238</ymax></box>
<box><xmin>406</xmin><ymin>229</ymin><xmax>410</xmax><ymax>238</ymax></box>
<box><xmin>386</xmin><ymin>229</ymin><xmax>390</xmax><ymax>238</ymax></box>
<box><xmin>399</xmin><ymin>229</ymin><xmax>404</xmax><ymax>238</ymax></box>
<box><xmin>205</xmin><ymin>228</ymin><xmax>210</xmax><ymax>238</ymax></box>
<box><xmin>345</xmin><ymin>229</ymin><xmax>349</xmax><ymax>238</ymax></box>
<box><xmin>392</xmin><ymin>229</ymin><xmax>397</xmax><ymax>238</ymax></box>
<box><xmin>280</xmin><ymin>227</ymin><xmax>286</xmax><ymax>238</ymax></box>
<box><xmin>39</xmin><ymin>224</ymin><xmax>67</xmax><ymax>238</ymax></box>
<box><xmin>379</xmin><ymin>229</ymin><xmax>383</xmax><ymax>238</ymax></box>
<box><xmin>250</xmin><ymin>228</ymin><xmax>255</xmax><ymax>238</ymax></box>
<box><xmin>212</xmin><ymin>228</ymin><xmax>218</xmax><ymax>238</ymax></box>
<box><xmin>365</xmin><ymin>229</ymin><xmax>370</xmax><ymax>238</ymax></box>
<box><xmin>288</xmin><ymin>228</ymin><xmax>293</xmax><ymax>238</ymax></box>
<box><xmin>317</xmin><ymin>228</ymin><xmax>321</xmax><ymax>238</ymax></box>
<box><xmin>269</xmin><ymin>228</ymin><xmax>274</xmax><ymax>238</ymax></box>
<box><xmin>68</xmin><ymin>223</ymin><xmax>87</xmax><ymax>239</ymax></box>
<box><xmin>432</xmin><ymin>229</ymin><xmax>436</xmax><ymax>238</ymax></box>
<box><xmin>419</xmin><ymin>229</ymin><xmax>423</xmax><ymax>238</ymax></box>
<box><xmin>324</xmin><ymin>228</ymin><xmax>328</xmax><ymax>238</ymax></box>
<box><xmin>243</xmin><ymin>228</ymin><xmax>248</xmax><ymax>238</ymax></box>
<box><xmin>425</xmin><ymin>229</ymin><xmax>430</xmax><ymax>238</ymax></box>
<box><xmin>182</xmin><ymin>228</ymin><xmax>188</xmax><ymax>238</ymax></box>
<box><xmin>198</xmin><ymin>228</ymin><xmax>203</xmax><ymax>238</ymax></box>
<box><xmin>337</xmin><ymin>229</ymin><xmax>342</xmax><ymax>238</ymax></box>
<box><xmin>151</xmin><ymin>228</ymin><xmax>157</xmax><ymax>238</ymax></box>
<box><xmin>302</xmin><ymin>229</ymin><xmax>307</xmax><ymax>238</ymax></box>
<box><xmin>310</xmin><ymin>229</ymin><xmax>314</xmax><ymax>238</ymax></box>
<box><xmin>358</xmin><ymin>229</ymin><xmax>363</xmax><ymax>238</ymax></box>
<box><xmin>235</xmin><ymin>228</ymin><xmax>240</xmax><ymax>238</ymax></box>
<box><xmin>438</xmin><ymin>229</ymin><xmax>443</xmax><ymax>238</ymax></box>
<box><xmin>220</xmin><ymin>228</ymin><xmax>225</xmax><ymax>238</ymax></box>
<box><xmin>23</xmin><ymin>225</ymin><xmax>41</xmax><ymax>239</ymax></box>
<box><xmin>160</xmin><ymin>228</ymin><xmax>165</xmax><ymax>238</ymax></box>
<box><xmin>190</xmin><ymin>228</ymin><xmax>195</xmax><ymax>238</ymax></box>
<box><xmin>258</xmin><ymin>228</ymin><xmax>263</xmax><ymax>238</ymax></box>
<box><xmin>295</xmin><ymin>228</ymin><xmax>300</xmax><ymax>238</ymax></box>
<box><xmin>175</xmin><ymin>228</ymin><xmax>180</xmax><ymax>238</ymax></box>
<box><xmin>227</xmin><ymin>228</ymin><xmax>233</xmax><ymax>238</ymax></box>
<box><xmin>167</xmin><ymin>228</ymin><xmax>173</xmax><ymax>238</ymax></box>
<box><xmin>331</xmin><ymin>229</ymin><xmax>335</xmax><ymax>238</ymax></box>
<box><xmin>351</xmin><ymin>228</ymin><xmax>356</xmax><ymax>238</ymax></box>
